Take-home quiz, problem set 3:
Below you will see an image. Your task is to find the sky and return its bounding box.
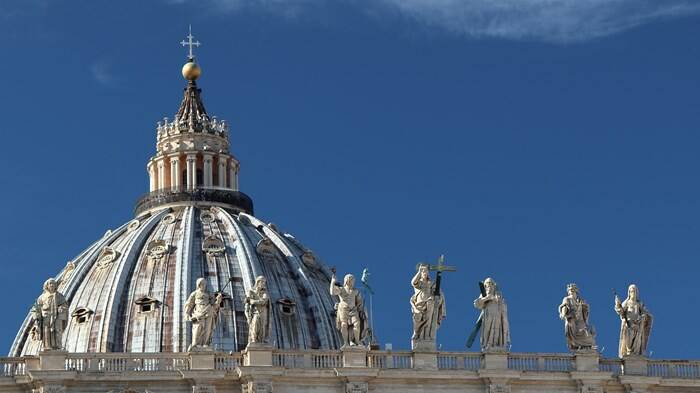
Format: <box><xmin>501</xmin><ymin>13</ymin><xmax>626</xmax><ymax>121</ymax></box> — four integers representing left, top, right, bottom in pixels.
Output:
<box><xmin>1</xmin><ymin>0</ymin><xmax>700</xmax><ymax>358</ymax></box>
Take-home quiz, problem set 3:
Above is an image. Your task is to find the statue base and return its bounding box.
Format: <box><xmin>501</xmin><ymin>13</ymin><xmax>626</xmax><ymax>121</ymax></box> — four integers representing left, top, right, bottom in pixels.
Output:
<box><xmin>244</xmin><ymin>343</ymin><xmax>274</xmax><ymax>367</ymax></box>
<box><xmin>189</xmin><ymin>350</ymin><xmax>216</xmax><ymax>370</ymax></box>
<box><xmin>38</xmin><ymin>350</ymin><xmax>68</xmax><ymax>371</ymax></box>
<box><xmin>411</xmin><ymin>339</ymin><xmax>436</xmax><ymax>352</ymax></box>
<box><xmin>483</xmin><ymin>351</ymin><xmax>509</xmax><ymax>370</ymax></box>
<box><xmin>574</xmin><ymin>349</ymin><xmax>600</xmax><ymax>372</ymax></box>
<box><xmin>622</xmin><ymin>355</ymin><xmax>648</xmax><ymax>376</ymax></box>
<box><xmin>341</xmin><ymin>345</ymin><xmax>368</xmax><ymax>368</ymax></box>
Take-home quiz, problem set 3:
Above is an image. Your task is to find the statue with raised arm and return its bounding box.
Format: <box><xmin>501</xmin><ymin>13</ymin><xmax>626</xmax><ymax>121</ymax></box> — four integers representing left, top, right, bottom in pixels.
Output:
<box><xmin>31</xmin><ymin>278</ymin><xmax>69</xmax><ymax>350</ymax></box>
<box><xmin>245</xmin><ymin>276</ymin><xmax>271</xmax><ymax>345</ymax></box>
<box><xmin>410</xmin><ymin>263</ymin><xmax>446</xmax><ymax>350</ymax></box>
<box><xmin>614</xmin><ymin>284</ymin><xmax>652</xmax><ymax>358</ymax></box>
<box><xmin>558</xmin><ymin>283</ymin><xmax>596</xmax><ymax>351</ymax></box>
<box><xmin>473</xmin><ymin>277</ymin><xmax>510</xmax><ymax>352</ymax></box>
<box><xmin>330</xmin><ymin>269</ymin><xmax>367</xmax><ymax>347</ymax></box>
<box><xmin>185</xmin><ymin>277</ymin><xmax>223</xmax><ymax>351</ymax></box>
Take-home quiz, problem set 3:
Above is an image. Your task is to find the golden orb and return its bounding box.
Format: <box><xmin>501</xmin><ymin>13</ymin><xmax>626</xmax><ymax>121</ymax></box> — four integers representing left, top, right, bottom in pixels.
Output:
<box><xmin>182</xmin><ymin>61</ymin><xmax>201</xmax><ymax>80</ymax></box>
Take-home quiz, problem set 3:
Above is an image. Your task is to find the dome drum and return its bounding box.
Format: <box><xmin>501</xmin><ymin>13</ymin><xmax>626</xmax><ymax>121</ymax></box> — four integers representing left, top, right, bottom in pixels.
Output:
<box><xmin>134</xmin><ymin>187</ymin><xmax>254</xmax><ymax>216</ymax></box>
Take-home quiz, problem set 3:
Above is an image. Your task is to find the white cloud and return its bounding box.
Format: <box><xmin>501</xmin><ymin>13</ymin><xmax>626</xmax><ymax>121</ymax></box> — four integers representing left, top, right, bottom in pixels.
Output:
<box><xmin>184</xmin><ymin>0</ymin><xmax>700</xmax><ymax>43</ymax></box>
<box><xmin>90</xmin><ymin>60</ymin><xmax>116</xmax><ymax>87</ymax></box>
<box><xmin>377</xmin><ymin>0</ymin><xmax>700</xmax><ymax>43</ymax></box>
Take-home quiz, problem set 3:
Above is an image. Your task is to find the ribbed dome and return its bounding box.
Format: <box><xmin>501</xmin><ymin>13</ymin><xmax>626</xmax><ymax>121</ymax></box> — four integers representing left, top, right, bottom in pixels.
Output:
<box><xmin>10</xmin><ymin>206</ymin><xmax>341</xmax><ymax>355</ymax></box>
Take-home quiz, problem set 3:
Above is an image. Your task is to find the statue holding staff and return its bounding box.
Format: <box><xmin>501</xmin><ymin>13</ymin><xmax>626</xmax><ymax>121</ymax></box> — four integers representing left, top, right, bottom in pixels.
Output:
<box><xmin>614</xmin><ymin>284</ymin><xmax>652</xmax><ymax>358</ymax></box>
<box><xmin>410</xmin><ymin>255</ymin><xmax>453</xmax><ymax>351</ymax></box>
<box><xmin>185</xmin><ymin>277</ymin><xmax>223</xmax><ymax>351</ymax></box>
<box><xmin>558</xmin><ymin>283</ymin><xmax>596</xmax><ymax>351</ymax></box>
<box><xmin>473</xmin><ymin>277</ymin><xmax>510</xmax><ymax>352</ymax></box>
<box><xmin>31</xmin><ymin>278</ymin><xmax>69</xmax><ymax>350</ymax></box>
<box><xmin>245</xmin><ymin>276</ymin><xmax>271</xmax><ymax>345</ymax></box>
<box><xmin>330</xmin><ymin>268</ymin><xmax>368</xmax><ymax>347</ymax></box>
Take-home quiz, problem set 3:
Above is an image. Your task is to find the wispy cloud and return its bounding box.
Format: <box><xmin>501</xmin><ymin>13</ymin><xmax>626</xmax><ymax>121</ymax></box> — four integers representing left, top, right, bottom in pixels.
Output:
<box><xmin>378</xmin><ymin>0</ymin><xmax>700</xmax><ymax>43</ymax></box>
<box><xmin>90</xmin><ymin>60</ymin><xmax>116</xmax><ymax>87</ymax></box>
<box><xmin>181</xmin><ymin>0</ymin><xmax>700</xmax><ymax>43</ymax></box>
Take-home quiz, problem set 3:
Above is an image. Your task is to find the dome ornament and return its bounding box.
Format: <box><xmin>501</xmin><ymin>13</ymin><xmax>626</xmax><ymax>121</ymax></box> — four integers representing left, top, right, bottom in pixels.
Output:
<box><xmin>180</xmin><ymin>25</ymin><xmax>202</xmax><ymax>81</ymax></box>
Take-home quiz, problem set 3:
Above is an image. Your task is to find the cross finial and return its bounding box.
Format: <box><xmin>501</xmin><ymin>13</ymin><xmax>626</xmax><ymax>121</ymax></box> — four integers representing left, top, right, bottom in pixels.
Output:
<box><xmin>180</xmin><ymin>25</ymin><xmax>201</xmax><ymax>61</ymax></box>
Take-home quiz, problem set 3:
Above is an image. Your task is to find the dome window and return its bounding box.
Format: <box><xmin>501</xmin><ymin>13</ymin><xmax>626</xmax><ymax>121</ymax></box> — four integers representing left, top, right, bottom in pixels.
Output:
<box><xmin>277</xmin><ymin>299</ymin><xmax>296</xmax><ymax>315</ymax></box>
<box><xmin>200</xmin><ymin>210</ymin><xmax>215</xmax><ymax>223</ymax></box>
<box><xmin>135</xmin><ymin>296</ymin><xmax>160</xmax><ymax>314</ymax></box>
<box><xmin>256</xmin><ymin>239</ymin><xmax>277</xmax><ymax>257</ymax></box>
<box><xmin>72</xmin><ymin>307</ymin><xmax>93</xmax><ymax>324</ymax></box>
<box><xmin>146</xmin><ymin>240</ymin><xmax>169</xmax><ymax>263</ymax></box>
<box><xmin>301</xmin><ymin>251</ymin><xmax>316</xmax><ymax>267</ymax></box>
<box><xmin>96</xmin><ymin>247</ymin><xmax>120</xmax><ymax>269</ymax></box>
<box><xmin>202</xmin><ymin>236</ymin><xmax>225</xmax><ymax>263</ymax></box>
<box><xmin>161</xmin><ymin>213</ymin><xmax>176</xmax><ymax>224</ymax></box>
<box><xmin>127</xmin><ymin>219</ymin><xmax>141</xmax><ymax>232</ymax></box>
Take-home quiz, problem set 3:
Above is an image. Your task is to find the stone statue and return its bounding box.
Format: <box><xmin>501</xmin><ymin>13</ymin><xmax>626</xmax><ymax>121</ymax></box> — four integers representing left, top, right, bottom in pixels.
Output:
<box><xmin>31</xmin><ymin>278</ymin><xmax>69</xmax><ymax>350</ymax></box>
<box><xmin>614</xmin><ymin>284</ymin><xmax>653</xmax><ymax>358</ymax></box>
<box><xmin>558</xmin><ymin>283</ymin><xmax>596</xmax><ymax>351</ymax></box>
<box><xmin>410</xmin><ymin>264</ymin><xmax>446</xmax><ymax>350</ymax></box>
<box><xmin>473</xmin><ymin>277</ymin><xmax>510</xmax><ymax>352</ymax></box>
<box><xmin>185</xmin><ymin>278</ymin><xmax>223</xmax><ymax>351</ymax></box>
<box><xmin>245</xmin><ymin>276</ymin><xmax>271</xmax><ymax>345</ymax></box>
<box><xmin>329</xmin><ymin>270</ymin><xmax>367</xmax><ymax>347</ymax></box>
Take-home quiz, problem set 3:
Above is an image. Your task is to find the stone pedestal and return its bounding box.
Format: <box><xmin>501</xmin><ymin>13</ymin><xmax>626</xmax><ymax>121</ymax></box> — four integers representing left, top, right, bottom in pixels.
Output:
<box><xmin>411</xmin><ymin>339</ymin><xmax>436</xmax><ymax>352</ymax></box>
<box><xmin>483</xmin><ymin>351</ymin><xmax>509</xmax><ymax>370</ymax></box>
<box><xmin>244</xmin><ymin>343</ymin><xmax>274</xmax><ymax>367</ymax></box>
<box><xmin>622</xmin><ymin>355</ymin><xmax>648</xmax><ymax>376</ymax></box>
<box><xmin>575</xmin><ymin>350</ymin><xmax>600</xmax><ymax>372</ymax></box>
<box><xmin>39</xmin><ymin>350</ymin><xmax>68</xmax><ymax>371</ymax></box>
<box><xmin>341</xmin><ymin>346</ymin><xmax>368</xmax><ymax>368</ymax></box>
<box><xmin>189</xmin><ymin>350</ymin><xmax>216</xmax><ymax>370</ymax></box>
<box><xmin>412</xmin><ymin>351</ymin><xmax>437</xmax><ymax>370</ymax></box>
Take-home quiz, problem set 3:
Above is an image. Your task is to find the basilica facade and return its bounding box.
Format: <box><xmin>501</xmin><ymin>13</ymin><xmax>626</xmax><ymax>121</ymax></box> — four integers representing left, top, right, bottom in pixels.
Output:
<box><xmin>2</xmin><ymin>35</ymin><xmax>699</xmax><ymax>393</ymax></box>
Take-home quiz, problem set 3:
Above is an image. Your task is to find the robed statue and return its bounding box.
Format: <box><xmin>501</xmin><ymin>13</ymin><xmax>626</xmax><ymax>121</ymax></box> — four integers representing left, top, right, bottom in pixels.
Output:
<box><xmin>31</xmin><ymin>278</ymin><xmax>69</xmax><ymax>350</ymax></box>
<box><xmin>410</xmin><ymin>264</ymin><xmax>446</xmax><ymax>350</ymax></box>
<box><xmin>330</xmin><ymin>271</ymin><xmax>368</xmax><ymax>347</ymax></box>
<box><xmin>245</xmin><ymin>276</ymin><xmax>271</xmax><ymax>345</ymax></box>
<box><xmin>558</xmin><ymin>283</ymin><xmax>596</xmax><ymax>351</ymax></box>
<box><xmin>473</xmin><ymin>277</ymin><xmax>510</xmax><ymax>352</ymax></box>
<box><xmin>185</xmin><ymin>277</ymin><xmax>223</xmax><ymax>351</ymax></box>
<box><xmin>614</xmin><ymin>284</ymin><xmax>652</xmax><ymax>358</ymax></box>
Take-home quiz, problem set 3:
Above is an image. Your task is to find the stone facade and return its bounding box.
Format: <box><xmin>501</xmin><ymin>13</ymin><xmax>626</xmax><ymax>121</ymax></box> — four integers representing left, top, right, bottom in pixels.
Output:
<box><xmin>0</xmin><ymin>349</ymin><xmax>697</xmax><ymax>393</ymax></box>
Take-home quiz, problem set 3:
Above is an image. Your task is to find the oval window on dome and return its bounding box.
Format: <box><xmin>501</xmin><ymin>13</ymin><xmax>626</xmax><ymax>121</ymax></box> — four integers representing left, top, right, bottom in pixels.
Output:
<box><xmin>72</xmin><ymin>307</ymin><xmax>93</xmax><ymax>324</ymax></box>
<box><xmin>147</xmin><ymin>240</ymin><xmax>169</xmax><ymax>263</ymax></box>
<box><xmin>127</xmin><ymin>219</ymin><xmax>141</xmax><ymax>232</ymax></box>
<box><xmin>96</xmin><ymin>247</ymin><xmax>120</xmax><ymax>269</ymax></box>
<box><xmin>256</xmin><ymin>239</ymin><xmax>277</xmax><ymax>257</ymax></box>
<box><xmin>161</xmin><ymin>213</ymin><xmax>176</xmax><ymax>225</ymax></box>
<box><xmin>200</xmin><ymin>210</ymin><xmax>215</xmax><ymax>223</ymax></box>
<box><xmin>277</xmin><ymin>298</ymin><xmax>296</xmax><ymax>316</ymax></box>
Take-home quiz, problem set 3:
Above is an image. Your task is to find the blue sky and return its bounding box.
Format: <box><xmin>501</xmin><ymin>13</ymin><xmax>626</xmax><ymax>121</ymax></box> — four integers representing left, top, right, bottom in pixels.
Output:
<box><xmin>1</xmin><ymin>0</ymin><xmax>700</xmax><ymax>357</ymax></box>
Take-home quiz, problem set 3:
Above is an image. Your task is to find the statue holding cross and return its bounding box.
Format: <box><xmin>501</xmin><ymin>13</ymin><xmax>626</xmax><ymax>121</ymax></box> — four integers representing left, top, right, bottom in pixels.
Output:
<box><xmin>410</xmin><ymin>255</ymin><xmax>455</xmax><ymax>351</ymax></box>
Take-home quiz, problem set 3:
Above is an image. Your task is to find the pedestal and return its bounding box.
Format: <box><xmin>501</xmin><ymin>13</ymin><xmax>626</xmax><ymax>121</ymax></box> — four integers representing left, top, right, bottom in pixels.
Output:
<box><xmin>622</xmin><ymin>355</ymin><xmax>648</xmax><ymax>376</ymax></box>
<box><xmin>244</xmin><ymin>343</ymin><xmax>274</xmax><ymax>367</ymax></box>
<box><xmin>341</xmin><ymin>345</ymin><xmax>368</xmax><ymax>368</ymax></box>
<box><xmin>189</xmin><ymin>349</ymin><xmax>216</xmax><ymax>370</ymax></box>
<box><xmin>575</xmin><ymin>350</ymin><xmax>600</xmax><ymax>372</ymax></box>
<box><xmin>412</xmin><ymin>351</ymin><xmax>438</xmax><ymax>370</ymax></box>
<box><xmin>483</xmin><ymin>351</ymin><xmax>509</xmax><ymax>370</ymax></box>
<box><xmin>39</xmin><ymin>350</ymin><xmax>67</xmax><ymax>371</ymax></box>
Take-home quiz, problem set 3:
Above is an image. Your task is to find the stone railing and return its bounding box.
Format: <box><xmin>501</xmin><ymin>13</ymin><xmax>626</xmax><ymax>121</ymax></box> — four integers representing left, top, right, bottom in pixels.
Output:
<box><xmin>64</xmin><ymin>352</ymin><xmax>190</xmax><ymax>373</ymax></box>
<box><xmin>648</xmin><ymin>360</ymin><xmax>700</xmax><ymax>379</ymax></box>
<box><xmin>0</xmin><ymin>357</ymin><xmax>26</xmax><ymax>377</ymax></box>
<box><xmin>507</xmin><ymin>353</ymin><xmax>574</xmax><ymax>372</ymax></box>
<box><xmin>4</xmin><ymin>350</ymin><xmax>698</xmax><ymax>381</ymax></box>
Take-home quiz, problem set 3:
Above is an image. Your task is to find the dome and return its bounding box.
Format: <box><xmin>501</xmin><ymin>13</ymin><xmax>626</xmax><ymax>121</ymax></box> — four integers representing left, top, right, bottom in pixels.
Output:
<box><xmin>10</xmin><ymin>36</ymin><xmax>343</xmax><ymax>355</ymax></box>
<box><xmin>11</xmin><ymin>206</ymin><xmax>340</xmax><ymax>355</ymax></box>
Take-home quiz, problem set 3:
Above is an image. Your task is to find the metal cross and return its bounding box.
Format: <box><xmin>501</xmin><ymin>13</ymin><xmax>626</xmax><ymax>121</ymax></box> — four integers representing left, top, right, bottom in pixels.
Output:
<box><xmin>181</xmin><ymin>25</ymin><xmax>201</xmax><ymax>60</ymax></box>
<box><xmin>428</xmin><ymin>254</ymin><xmax>457</xmax><ymax>273</ymax></box>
